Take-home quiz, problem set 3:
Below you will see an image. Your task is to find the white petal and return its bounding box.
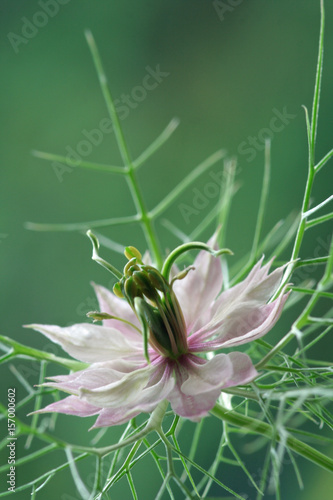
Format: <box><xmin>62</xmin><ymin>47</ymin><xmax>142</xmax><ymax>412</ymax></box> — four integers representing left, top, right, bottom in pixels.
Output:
<box><xmin>91</xmin><ymin>407</ymin><xmax>141</xmax><ymax>428</ymax></box>
<box><xmin>168</xmin><ymin>383</ymin><xmax>220</xmax><ymax>421</ymax></box>
<box><xmin>91</xmin><ymin>362</ymin><xmax>175</xmax><ymax>428</ymax></box>
<box><xmin>190</xmin><ymin>260</ymin><xmax>287</xmax><ymax>344</ymax></box>
<box><xmin>32</xmin><ymin>395</ymin><xmax>100</xmax><ymax>417</ymax></box>
<box><xmin>173</xmin><ymin>233</ymin><xmax>223</xmax><ymax>333</ymax></box>
<box><xmin>167</xmin><ymin>353</ymin><xmax>230</xmax><ymax>420</ymax></box>
<box><xmin>43</xmin><ymin>359</ymin><xmax>145</xmax><ymax>394</ymax></box>
<box><xmin>91</xmin><ymin>282</ymin><xmax>141</xmax><ymax>341</ymax></box>
<box><xmin>180</xmin><ymin>354</ymin><xmax>233</xmax><ymax>396</ymax></box>
<box><xmin>209</xmin><ymin>258</ymin><xmax>284</xmax><ymax>322</ymax></box>
<box><xmin>222</xmin><ymin>352</ymin><xmax>258</xmax><ymax>388</ymax></box>
<box><xmin>79</xmin><ymin>365</ymin><xmax>154</xmax><ymax>407</ymax></box>
<box><xmin>27</xmin><ymin>323</ymin><xmax>143</xmax><ymax>363</ymax></box>
<box><xmin>191</xmin><ymin>292</ymin><xmax>289</xmax><ymax>350</ymax></box>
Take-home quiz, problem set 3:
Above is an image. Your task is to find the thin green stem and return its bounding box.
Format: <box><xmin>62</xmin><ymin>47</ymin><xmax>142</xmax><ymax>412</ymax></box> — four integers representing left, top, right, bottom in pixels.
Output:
<box><xmin>0</xmin><ymin>334</ymin><xmax>86</xmax><ymax>371</ymax></box>
<box><xmin>150</xmin><ymin>150</ymin><xmax>226</xmax><ymax>219</ymax></box>
<box><xmin>250</xmin><ymin>140</ymin><xmax>271</xmax><ymax>262</ymax></box>
<box><xmin>306</xmin><ymin>211</ymin><xmax>333</xmax><ymax>228</ymax></box>
<box><xmin>161</xmin><ymin>241</ymin><xmax>232</xmax><ymax>280</ymax></box>
<box><xmin>133</xmin><ymin>118</ymin><xmax>180</xmax><ymax>169</ymax></box>
<box><xmin>32</xmin><ymin>150</ymin><xmax>125</xmax><ymax>174</ymax></box>
<box><xmin>211</xmin><ymin>404</ymin><xmax>333</xmax><ymax>472</ymax></box>
<box><xmin>25</xmin><ymin>214</ymin><xmax>139</xmax><ymax>232</ymax></box>
<box><xmin>315</xmin><ymin>148</ymin><xmax>333</xmax><ymax>173</ymax></box>
<box><xmin>85</xmin><ymin>30</ymin><xmax>163</xmax><ymax>268</ymax></box>
<box><xmin>217</xmin><ymin>157</ymin><xmax>237</xmax><ymax>248</ymax></box>
<box><xmin>310</xmin><ymin>0</ymin><xmax>325</xmax><ymax>158</ymax></box>
<box><xmin>273</xmin><ymin>2</ymin><xmax>325</xmax><ymax>297</ymax></box>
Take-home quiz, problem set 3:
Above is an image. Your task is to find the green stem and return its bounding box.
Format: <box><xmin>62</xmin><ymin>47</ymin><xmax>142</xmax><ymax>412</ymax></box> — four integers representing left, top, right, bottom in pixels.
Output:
<box><xmin>250</xmin><ymin>139</ymin><xmax>271</xmax><ymax>262</ymax></box>
<box><xmin>306</xmin><ymin>211</ymin><xmax>333</xmax><ymax>228</ymax></box>
<box><xmin>32</xmin><ymin>150</ymin><xmax>125</xmax><ymax>174</ymax></box>
<box><xmin>149</xmin><ymin>150</ymin><xmax>225</xmax><ymax>220</ymax></box>
<box><xmin>161</xmin><ymin>241</ymin><xmax>232</xmax><ymax>281</ymax></box>
<box><xmin>0</xmin><ymin>334</ymin><xmax>86</xmax><ymax>372</ymax></box>
<box><xmin>85</xmin><ymin>30</ymin><xmax>163</xmax><ymax>268</ymax></box>
<box><xmin>273</xmin><ymin>0</ymin><xmax>325</xmax><ymax>298</ymax></box>
<box><xmin>211</xmin><ymin>404</ymin><xmax>333</xmax><ymax>472</ymax></box>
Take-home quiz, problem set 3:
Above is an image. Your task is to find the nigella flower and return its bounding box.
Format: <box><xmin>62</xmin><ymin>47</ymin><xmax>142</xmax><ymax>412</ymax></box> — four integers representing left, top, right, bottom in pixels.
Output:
<box><xmin>28</xmin><ymin>235</ymin><xmax>289</xmax><ymax>428</ymax></box>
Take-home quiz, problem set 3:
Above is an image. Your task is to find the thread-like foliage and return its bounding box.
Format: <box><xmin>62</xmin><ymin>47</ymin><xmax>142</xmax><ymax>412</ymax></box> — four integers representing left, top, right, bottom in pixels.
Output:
<box><xmin>1</xmin><ymin>1</ymin><xmax>332</xmax><ymax>498</ymax></box>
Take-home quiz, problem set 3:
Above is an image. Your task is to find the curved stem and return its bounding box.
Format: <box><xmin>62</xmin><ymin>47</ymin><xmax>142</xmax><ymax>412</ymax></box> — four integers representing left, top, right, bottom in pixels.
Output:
<box><xmin>162</xmin><ymin>241</ymin><xmax>232</xmax><ymax>281</ymax></box>
<box><xmin>0</xmin><ymin>334</ymin><xmax>86</xmax><ymax>372</ymax></box>
<box><xmin>211</xmin><ymin>403</ymin><xmax>333</xmax><ymax>472</ymax></box>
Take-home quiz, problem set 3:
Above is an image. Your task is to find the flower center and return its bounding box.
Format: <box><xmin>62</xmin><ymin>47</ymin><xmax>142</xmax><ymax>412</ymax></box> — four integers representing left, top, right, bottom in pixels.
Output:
<box><xmin>113</xmin><ymin>249</ymin><xmax>188</xmax><ymax>359</ymax></box>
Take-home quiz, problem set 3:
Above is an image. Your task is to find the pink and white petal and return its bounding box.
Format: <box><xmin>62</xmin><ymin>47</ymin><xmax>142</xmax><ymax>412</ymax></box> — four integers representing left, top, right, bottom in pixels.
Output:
<box><xmin>209</xmin><ymin>257</ymin><xmax>266</xmax><ymax>318</ymax></box>
<box><xmin>180</xmin><ymin>354</ymin><xmax>233</xmax><ymax>396</ymax></box>
<box><xmin>166</xmin><ymin>353</ymin><xmax>230</xmax><ymax>420</ymax></box>
<box><xmin>222</xmin><ymin>352</ymin><xmax>258</xmax><ymax>388</ymax></box>
<box><xmin>43</xmin><ymin>359</ymin><xmax>145</xmax><ymax>394</ymax></box>
<box><xmin>79</xmin><ymin>365</ymin><xmax>154</xmax><ymax>408</ymax></box>
<box><xmin>192</xmin><ymin>291</ymin><xmax>289</xmax><ymax>351</ymax></box>
<box><xmin>91</xmin><ymin>406</ymin><xmax>141</xmax><ymax>428</ymax></box>
<box><xmin>31</xmin><ymin>395</ymin><xmax>100</xmax><ymax>417</ymax></box>
<box><xmin>168</xmin><ymin>383</ymin><xmax>221</xmax><ymax>421</ymax></box>
<box><xmin>208</xmin><ymin>259</ymin><xmax>286</xmax><ymax>326</ymax></box>
<box><xmin>134</xmin><ymin>362</ymin><xmax>175</xmax><ymax>406</ymax></box>
<box><xmin>91</xmin><ymin>282</ymin><xmax>141</xmax><ymax>341</ymax></box>
<box><xmin>243</xmin><ymin>261</ymin><xmax>287</xmax><ymax>303</ymax></box>
<box><xmin>173</xmin><ymin>233</ymin><xmax>223</xmax><ymax>333</ymax></box>
<box><xmin>26</xmin><ymin>323</ymin><xmax>143</xmax><ymax>363</ymax></box>
<box><xmin>92</xmin><ymin>363</ymin><xmax>175</xmax><ymax>427</ymax></box>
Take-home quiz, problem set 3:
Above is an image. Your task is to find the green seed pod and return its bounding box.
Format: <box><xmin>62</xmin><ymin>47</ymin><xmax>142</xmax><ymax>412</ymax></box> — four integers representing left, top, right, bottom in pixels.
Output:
<box><xmin>132</xmin><ymin>271</ymin><xmax>157</xmax><ymax>301</ymax></box>
<box><xmin>144</xmin><ymin>266</ymin><xmax>167</xmax><ymax>292</ymax></box>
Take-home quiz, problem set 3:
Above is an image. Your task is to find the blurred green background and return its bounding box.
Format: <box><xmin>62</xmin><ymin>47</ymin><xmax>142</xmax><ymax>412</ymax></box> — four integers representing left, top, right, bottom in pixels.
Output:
<box><xmin>1</xmin><ymin>0</ymin><xmax>333</xmax><ymax>498</ymax></box>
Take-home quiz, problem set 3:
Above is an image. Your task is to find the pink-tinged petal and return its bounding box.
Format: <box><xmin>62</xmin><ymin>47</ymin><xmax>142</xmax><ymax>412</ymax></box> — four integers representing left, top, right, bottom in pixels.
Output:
<box><xmin>31</xmin><ymin>395</ymin><xmax>100</xmax><ymax>417</ymax></box>
<box><xmin>91</xmin><ymin>282</ymin><xmax>141</xmax><ymax>341</ymax></box>
<box><xmin>79</xmin><ymin>365</ymin><xmax>154</xmax><ymax>408</ymax></box>
<box><xmin>173</xmin><ymin>233</ymin><xmax>223</xmax><ymax>333</ymax></box>
<box><xmin>43</xmin><ymin>359</ymin><xmax>145</xmax><ymax>394</ymax></box>
<box><xmin>209</xmin><ymin>259</ymin><xmax>285</xmax><ymax>324</ymax></box>
<box><xmin>166</xmin><ymin>353</ymin><xmax>230</xmax><ymax>420</ymax></box>
<box><xmin>168</xmin><ymin>383</ymin><xmax>221</xmax><ymax>421</ymax></box>
<box><xmin>222</xmin><ymin>352</ymin><xmax>258</xmax><ymax>388</ymax></box>
<box><xmin>27</xmin><ymin>323</ymin><xmax>143</xmax><ymax>363</ymax></box>
<box><xmin>190</xmin><ymin>258</ymin><xmax>288</xmax><ymax>346</ymax></box>
<box><xmin>91</xmin><ymin>407</ymin><xmax>141</xmax><ymax>428</ymax></box>
<box><xmin>191</xmin><ymin>291</ymin><xmax>289</xmax><ymax>351</ymax></box>
<box><xmin>180</xmin><ymin>354</ymin><xmax>233</xmax><ymax>396</ymax></box>
<box><xmin>91</xmin><ymin>362</ymin><xmax>175</xmax><ymax>428</ymax></box>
